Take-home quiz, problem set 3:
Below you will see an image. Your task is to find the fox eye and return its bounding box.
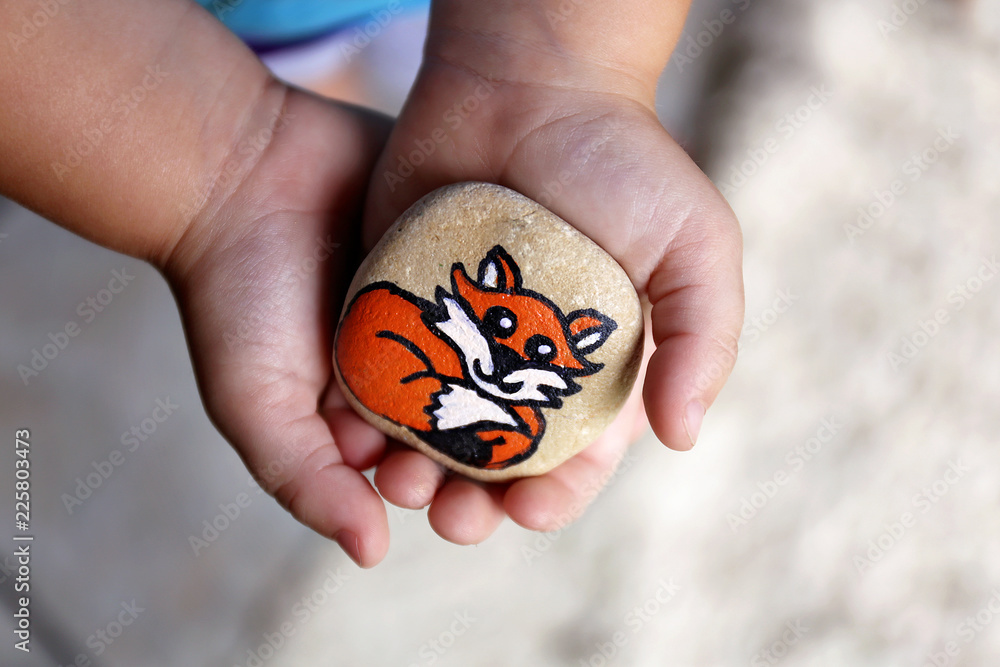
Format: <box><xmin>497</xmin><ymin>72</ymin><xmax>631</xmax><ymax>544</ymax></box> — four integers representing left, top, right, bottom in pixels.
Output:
<box><xmin>483</xmin><ymin>306</ymin><xmax>517</xmax><ymax>339</ymax></box>
<box><xmin>525</xmin><ymin>335</ymin><xmax>556</xmax><ymax>363</ymax></box>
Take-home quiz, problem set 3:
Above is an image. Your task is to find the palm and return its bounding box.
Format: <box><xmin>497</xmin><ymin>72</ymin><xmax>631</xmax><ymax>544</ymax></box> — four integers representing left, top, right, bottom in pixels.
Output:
<box><xmin>363</xmin><ymin>65</ymin><xmax>743</xmax><ymax>543</ymax></box>
<box><xmin>168</xmin><ymin>91</ymin><xmax>396</xmax><ymax>564</ymax></box>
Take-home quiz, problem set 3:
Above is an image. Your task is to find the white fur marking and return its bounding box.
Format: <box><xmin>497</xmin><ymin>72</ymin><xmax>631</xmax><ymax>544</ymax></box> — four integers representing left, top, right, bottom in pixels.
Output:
<box><xmin>576</xmin><ymin>331</ymin><xmax>602</xmax><ymax>350</ymax></box>
<box><xmin>435</xmin><ymin>298</ymin><xmax>494</xmax><ymax>375</ymax></box>
<box><xmin>434</xmin><ymin>296</ymin><xmax>567</xmax><ymax>403</ymax></box>
<box><xmin>501</xmin><ymin>369</ymin><xmax>567</xmax><ymax>402</ymax></box>
<box><xmin>482</xmin><ymin>261</ymin><xmax>499</xmax><ymax>288</ymax></box>
<box><xmin>433</xmin><ymin>384</ymin><xmax>518</xmax><ymax>430</ymax></box>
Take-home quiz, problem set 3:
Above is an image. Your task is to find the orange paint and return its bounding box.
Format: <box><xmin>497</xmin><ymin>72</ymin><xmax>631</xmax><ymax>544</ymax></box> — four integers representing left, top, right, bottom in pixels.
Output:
<box><xmin>336</xmin><ymin>246</ymin><xmax>617</xmax><ymax>470</ymax></box>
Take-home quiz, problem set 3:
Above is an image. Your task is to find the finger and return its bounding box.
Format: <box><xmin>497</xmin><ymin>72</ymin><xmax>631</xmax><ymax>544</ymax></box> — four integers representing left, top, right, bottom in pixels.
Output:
<box><xmin>213</xmin><ymin>380</ymin><xmax>391</xmax><ymax>567</ymax></box>
<box><xmin>321</xmin><ymin>384</ymin><xmax>387</xmax><ymax>471</ymax></box>
<box><xmin>427</xmin><ymin>478</ymin><xmax>507</xmax><ymax>545</ymax></box>
<box><xmin>504</xmin><ymin>383</ymin><xmax>644</xmax><ymax>532</ymax></box>
<box><xmin>275</xmin><ymin>446</ymin><xmax>388</xmax><ymax>568</ymax></box>
<box><xmin>374</xmin><ymin>443</ymin><xmax>448</xmax><ymax>509</ymax></box>
<box><xmin>643</xmin><ymin>208</ymin><xmax>744</xmax><ymax>450</ymax></box>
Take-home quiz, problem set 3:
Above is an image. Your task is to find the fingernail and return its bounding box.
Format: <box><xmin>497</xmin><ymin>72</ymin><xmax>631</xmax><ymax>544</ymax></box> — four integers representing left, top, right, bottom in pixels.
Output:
<box><xmin>335</xmin><ymin>530</ymin><xmax>362</xmax><ymax>567</ymax></box>
<box><xmin>683</xmin><ymin>401</ymin><xmax>705</xmax><ymax>448</ymax></box>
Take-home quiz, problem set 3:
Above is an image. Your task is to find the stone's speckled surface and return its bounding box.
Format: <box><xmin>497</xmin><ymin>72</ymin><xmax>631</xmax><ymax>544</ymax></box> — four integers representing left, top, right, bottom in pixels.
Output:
<box><xmin>333</xmin><ymin>182</ymin><xmax>643</xmax><ymax>481</ymax></box>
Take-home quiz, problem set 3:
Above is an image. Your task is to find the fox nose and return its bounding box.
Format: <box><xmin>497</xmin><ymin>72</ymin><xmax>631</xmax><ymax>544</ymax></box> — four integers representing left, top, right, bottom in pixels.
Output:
<box><xmin>472</xmin><ymin>342</ymin><xmax>530</xmax><ymax>393</ymax></box>
<box><xmin>490</xmin><ymin>341</ymin><xmax>528</xmax><ymax>376</ymax></box>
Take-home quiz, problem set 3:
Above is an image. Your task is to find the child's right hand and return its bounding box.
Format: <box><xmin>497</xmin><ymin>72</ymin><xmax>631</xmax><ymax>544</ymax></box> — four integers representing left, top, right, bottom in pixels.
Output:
<box><xmin>360</xmin><ymin>2</ymin><xmax>744</xmax><ymax>548</ymax></box>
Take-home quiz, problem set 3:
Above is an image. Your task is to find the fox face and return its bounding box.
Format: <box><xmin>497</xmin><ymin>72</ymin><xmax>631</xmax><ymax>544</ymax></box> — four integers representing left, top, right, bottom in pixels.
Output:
<box><xmin>335</xmin><ymin>245</ymin><xmax>617</xmax><ymax>470</ymax></box>
<box><xmin>431</xmin><ymin>246</ymin><xmax>616</xmax><ymax>408</ymax></box>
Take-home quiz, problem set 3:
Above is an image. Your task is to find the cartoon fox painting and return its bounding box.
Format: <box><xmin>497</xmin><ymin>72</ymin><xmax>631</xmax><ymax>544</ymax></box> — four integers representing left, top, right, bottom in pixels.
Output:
<box><xmin>335</xmin><ymin>245</ymin><xmax>617</xmax><ymax>470</ymax></box>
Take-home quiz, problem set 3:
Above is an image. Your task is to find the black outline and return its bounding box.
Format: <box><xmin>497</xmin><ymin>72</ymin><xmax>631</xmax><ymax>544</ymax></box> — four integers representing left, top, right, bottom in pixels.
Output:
<box><xmin>335</xmin><ymin>246</ymin><xmax>618</xmax><ymax>470</ymax></box>
<box><xmin>567</xmin><ymin>309</ymin><xmax>618</xmax><ymax>357</ymax></box>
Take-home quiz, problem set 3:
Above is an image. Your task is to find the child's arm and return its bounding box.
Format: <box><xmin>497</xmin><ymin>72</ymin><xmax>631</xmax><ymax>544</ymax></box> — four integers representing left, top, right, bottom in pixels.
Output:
<box><xmin>1</xmin><ymin>0</ymin><xmax>397</xmax><ymax>565</ymax></box>
<box><xmin>365</xmin><ymin>0</ymin><xmax>745</xmax><ymax>543</ymax></box>
<box><xmin>0</xmin><ymin>0</ymin><xmax>281</xmax><ymax>266</ymax></box>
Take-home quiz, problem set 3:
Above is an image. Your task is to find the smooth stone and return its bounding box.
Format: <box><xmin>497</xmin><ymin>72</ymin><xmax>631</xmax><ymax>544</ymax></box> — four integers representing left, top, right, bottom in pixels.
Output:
<box><xmin>334</xmin><ymin>182</ymin><xmax>643</xmax><ymax>481</ymax></box>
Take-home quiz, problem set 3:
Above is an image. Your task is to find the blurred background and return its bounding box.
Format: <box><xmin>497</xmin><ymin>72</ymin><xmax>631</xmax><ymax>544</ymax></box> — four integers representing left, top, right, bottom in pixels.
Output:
<box><xmin>2</xmin><ymin>0</ymin><xmax>999</xmax><ymax>664</ymax></box>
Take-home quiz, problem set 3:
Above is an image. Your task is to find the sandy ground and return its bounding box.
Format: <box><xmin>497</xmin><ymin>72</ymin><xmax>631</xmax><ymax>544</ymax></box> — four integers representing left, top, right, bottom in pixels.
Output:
<box><xmin>2</xmin><ymin>0</ymin><xmax>999</xmax><ymax>665</ymax></box>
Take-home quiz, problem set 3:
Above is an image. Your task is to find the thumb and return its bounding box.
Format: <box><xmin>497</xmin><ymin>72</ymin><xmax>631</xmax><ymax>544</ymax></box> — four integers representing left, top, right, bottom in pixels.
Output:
<box><xmin>643</xmin><ymin>206</ymin><xmax>744</xmax><ymax>450</ymax></box>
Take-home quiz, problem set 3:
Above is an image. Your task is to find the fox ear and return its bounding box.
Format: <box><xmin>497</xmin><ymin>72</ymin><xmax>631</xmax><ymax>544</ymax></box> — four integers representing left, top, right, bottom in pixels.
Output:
<box><xmin>567</xmin><ymin>309</ymin><xmax>617</xmax><ymax>356</ymax></box>
<box><xmin>477</xmin><ymin>246</ymin><xmax>522</xmax><ymax>292</ymax></box>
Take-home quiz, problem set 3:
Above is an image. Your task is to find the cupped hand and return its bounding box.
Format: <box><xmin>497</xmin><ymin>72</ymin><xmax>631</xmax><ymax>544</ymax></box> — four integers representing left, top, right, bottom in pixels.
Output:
<box><xmin>163</xmin><ymin>87</ymin><xmax>400</xmax><ymax>567</ymax></box>
<box><xmin>362</xmin><ymin>51</ymin><xmax>744</xmax><ymax>546</ymax></box>
<box><xmin>163</xmin><ymin>42</ymin><xmax>743</xmax><ymax>568</ymax></box>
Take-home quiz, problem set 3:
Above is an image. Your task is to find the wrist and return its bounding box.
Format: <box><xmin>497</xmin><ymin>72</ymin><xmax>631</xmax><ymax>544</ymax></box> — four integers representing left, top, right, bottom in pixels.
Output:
<box><xmin>159</xmin><ymin>78</ymin><xmax>291</xmax><ymax>280</ymax></box>
<box><xmin>425</xmin><ymin>0</ymin><xmax>691</xmax><ymax>105</ymax></box>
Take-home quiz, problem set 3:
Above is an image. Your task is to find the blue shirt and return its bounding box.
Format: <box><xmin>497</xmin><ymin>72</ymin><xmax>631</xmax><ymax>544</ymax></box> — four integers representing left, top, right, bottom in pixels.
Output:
<box><xmin>195</xmin><ymin>0</ymin><xmax>429</xmax><ymax>49</ymax></box>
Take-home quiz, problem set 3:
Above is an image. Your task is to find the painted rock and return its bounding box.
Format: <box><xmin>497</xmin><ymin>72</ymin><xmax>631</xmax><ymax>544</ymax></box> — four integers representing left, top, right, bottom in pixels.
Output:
<box><xmin>334</xmin><ymin>182</ymin><xmax>643</xmax><ymax>481</ymax></box>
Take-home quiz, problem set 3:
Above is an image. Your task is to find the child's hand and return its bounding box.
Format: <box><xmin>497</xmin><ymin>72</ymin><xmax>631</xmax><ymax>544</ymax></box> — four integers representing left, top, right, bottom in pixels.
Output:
<box><xmin>0</xmin><ymin>0</ymin><xmax>416</xmax><ymax>568</ymax></box>
<box><xmin>360</xmin><ymin>4</ymin><xmax>745</xmax><ymax>546</ymax></box>
<box><xmin>161</xmin><ymin>89</ymin><xmax>398</xmax><ymax>566</ymax></box>
<box><xmin>1</xmin><ymin>0</ymin><xmax>741</xmax><ymax>568</ymax></box>
<box><xmin>171</xmin><ymin>71</ymin><xmax>743</xmax><ymax>565</ymax></box>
